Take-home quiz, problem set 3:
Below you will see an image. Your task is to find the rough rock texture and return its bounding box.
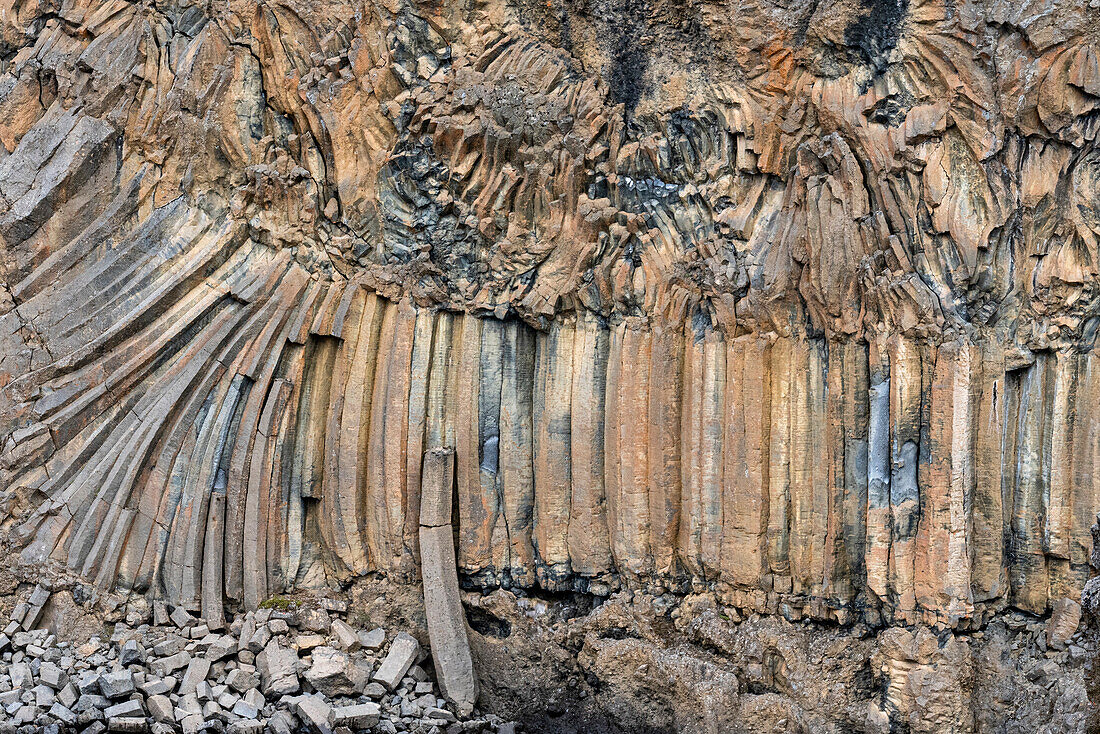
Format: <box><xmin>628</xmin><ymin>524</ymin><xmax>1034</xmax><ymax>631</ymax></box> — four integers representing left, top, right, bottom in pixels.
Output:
<box><xmin>2</xmin><ymin>0</ymin><xmax>1100</xmax><ymax>728</ymax></box>
<box><xmin>1</xmin><ymin>573</ymin><xmax>1094</xmax><ymax>733</ymax></box>
<box><xmin>2</xmin><ymin>0</ymin><xmax>1099</xmax><ymax>631</ymax></box>
<box><xmin>0</xmin><ymin>583</ymin><xmax>512</xmax><ymax>733</ymax></box>
<box><xmin>364</xmin><ymin>582</ymin><xmax>1097</xmax><ymax>734</ymax></box>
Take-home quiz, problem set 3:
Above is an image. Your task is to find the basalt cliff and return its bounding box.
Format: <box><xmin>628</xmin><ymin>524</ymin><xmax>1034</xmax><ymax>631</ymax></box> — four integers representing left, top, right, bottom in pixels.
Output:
<box><xmin>1</xmin><ymin>0</ymin><xmax>1100</xmax><ymax>730</ymax></box>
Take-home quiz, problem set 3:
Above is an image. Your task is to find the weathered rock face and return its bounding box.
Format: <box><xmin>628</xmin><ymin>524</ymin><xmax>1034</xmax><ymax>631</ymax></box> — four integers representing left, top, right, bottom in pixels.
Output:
<box><xmin>457</xmin><ymin>587</ymin><xmax>1094</xmax><ymax>734</ymax></box>
<box><xmin>0</xmin><ymin>0</ymin><xmax>1099</xmax><ymax>641</ymax></box>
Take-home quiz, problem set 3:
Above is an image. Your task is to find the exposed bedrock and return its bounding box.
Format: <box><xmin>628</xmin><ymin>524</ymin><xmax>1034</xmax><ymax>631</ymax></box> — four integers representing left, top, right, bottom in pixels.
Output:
<box><xmin>1</xmin><ymin>0</ymin><xmax>1100</xmax><ymax>640</ymax></box>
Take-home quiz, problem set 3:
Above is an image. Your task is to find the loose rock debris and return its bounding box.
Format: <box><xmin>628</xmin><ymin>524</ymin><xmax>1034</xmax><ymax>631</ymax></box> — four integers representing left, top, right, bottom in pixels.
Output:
<box><xmin>0</xmin><ymin>588</ymin><xmax>514</xmax><ymax>734</ymax></box>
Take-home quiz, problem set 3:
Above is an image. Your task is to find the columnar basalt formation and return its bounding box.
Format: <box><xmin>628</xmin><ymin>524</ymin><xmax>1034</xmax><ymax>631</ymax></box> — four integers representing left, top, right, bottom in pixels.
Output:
<box><xmin>1</xmin><ymin>0</ymin><xmax>1100</xmax><ymax>641</ymax></box>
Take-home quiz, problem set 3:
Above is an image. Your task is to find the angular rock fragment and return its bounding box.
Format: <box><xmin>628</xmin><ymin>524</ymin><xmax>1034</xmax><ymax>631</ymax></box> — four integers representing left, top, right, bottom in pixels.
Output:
<box><xmin>48</xmin><ymin>703</ymin><xmax>76</xmax><ymax>726</ymax></box>
<box><xmin>330</xmin><ymin>702</ymin><xmax>381</xmax><ymax>729</ymax></box>
<box><xmin>169</xmin><ymin>607</ymin><xmax>194</xmax><ymax>630</ymax></box>
<box><xmin>103</xmin><ymin>700</ymin><xmax>144</xmax><ymax>719</ymax></box>
<box><xmin>40</xmin><ymin>662</ymin><xmax>67</xmax><ymax>690</ymax></box>
<box><xmin>329</xmin><ymin>620</ymin><xmax>360</xmax><ymax>651</ymax></box>
<box><xmin>9</xmin><ymin>662</ymin><xmax>32</xmax><ymax>689</ymax></box>
<box><xmin>180</xmin><ymin>713</ymin><xmax>205</xmax><ymax>734</ymax></box>
<box><xmin>152</xmin><ymin>652</ymin><xmax>190</xmax><ymax>677</ymax></box>
<box><xmin>146</xmin><ymin>694</ymin><xmax>173</xmax><ymax>723</ymax></box>
<box><xmin>304</xmin><ymin>647</ymin><xmax>363</xmax><ymax>697</ymax></box>
<box><xmin>372</xmin><ymin>633</ymin><xmax>420</xmax><ymax>690</ymax></box>
<box><xmin>359</xmin><ymin>629</ymin><xmax>386</xmax><ymax>650</ymax></box>
<box><xmin>256</xmin><ymin>641</ymin><xmax>300</xmax><ymax>696</ymax></box>
<box><xmin>291</xmin><ymin>694</ymin><xmax>333</xmax><ymax>734</ymax></box>
<box><xmin>1047</xmin><ymin>598</ymin><xmax>1082</xmax><ymax>650</ymax></box>
<box><xmin>107</xmin><ymin>717</ymin><xmax>148</xmax><ymax>732</ymax></box>
<box><xmin>21</xmin><ymin>586</ymin><xmax>50</xmax><ymax>630</ymax></box>
<box><xmin>98</xmin><ymin>671</ymin><xmax>135</xmax><ymax>699</ymax></box>
<box><xmin>119</xmin><ymin>640</ymin><xmax>146</xmax><ymax>666</ymax></box>
<box><xmin>206</xmin><ymin>635</ymin><xmax>237</xmax><ymax>661</ymax></box>
<box><xmin>177</xmin><ymin>658</ymin><xmax>210</xmax><ymax>696</ymax></box>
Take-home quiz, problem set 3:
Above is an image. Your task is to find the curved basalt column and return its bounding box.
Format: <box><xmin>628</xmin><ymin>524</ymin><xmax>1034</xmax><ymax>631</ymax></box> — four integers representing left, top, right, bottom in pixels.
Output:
<box><xmin>1</xmin><ymin>0</ymin><xmax>1099</xmax><ymax>631</ymax></box>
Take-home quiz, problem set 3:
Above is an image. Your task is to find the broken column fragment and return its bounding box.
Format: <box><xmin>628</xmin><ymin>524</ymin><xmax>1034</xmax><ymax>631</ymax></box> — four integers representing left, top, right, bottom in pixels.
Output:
<box><xmin>19</xmin><ymin>585</ymin><xmax>50</xmax><ymax>631</ymax></box>
<box><xmin>418</xmin><ymin>448</ymin><xmax>478</xmax><ymax>715</ymax></box>
<box><xmin>373</xmin><ymin>632</ymin><xmax>421</xmax><ymax>691</ymax></box>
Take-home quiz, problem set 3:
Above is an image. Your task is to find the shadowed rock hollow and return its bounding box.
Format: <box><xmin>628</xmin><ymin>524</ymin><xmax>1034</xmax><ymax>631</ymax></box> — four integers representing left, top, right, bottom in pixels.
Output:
<box><xmin>1</xmin><ymin>0</ymin><xmax>1100</xmax><ymax>729</ymax></box>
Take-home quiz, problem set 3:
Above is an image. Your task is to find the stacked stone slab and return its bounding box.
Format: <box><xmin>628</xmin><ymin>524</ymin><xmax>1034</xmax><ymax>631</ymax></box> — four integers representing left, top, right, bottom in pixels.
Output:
<box><xmin>0</xmin><ymin>589</ymin><xmax>512</xmax><ymax>734</ymax></box>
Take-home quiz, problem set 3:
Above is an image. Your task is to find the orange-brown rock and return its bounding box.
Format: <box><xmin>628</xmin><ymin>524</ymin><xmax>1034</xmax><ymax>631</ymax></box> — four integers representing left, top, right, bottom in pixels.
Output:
<box><xmin>0</xmin><ymin>0</ymin><xmax>1099</xmax><ymax>635</ymax></box>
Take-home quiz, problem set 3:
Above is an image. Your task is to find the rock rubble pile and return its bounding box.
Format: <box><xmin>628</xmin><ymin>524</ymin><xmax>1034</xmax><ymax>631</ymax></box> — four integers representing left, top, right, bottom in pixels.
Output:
<box><xmin>0</xmin><ymin>587</ymin><xmax>513</xmax><ymax>734</ymax></box>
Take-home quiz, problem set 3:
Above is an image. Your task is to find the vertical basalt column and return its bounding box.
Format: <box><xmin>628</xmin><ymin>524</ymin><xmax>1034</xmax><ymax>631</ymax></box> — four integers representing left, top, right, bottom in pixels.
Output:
<box><xmin>648</xmin><ymin>323</ymin><xmax>683</xmax><ymax>578</ymax></box>
<box><xmin>720</xmin><ymin>335</ymin><xmax>770</xmax><ymax>590</ymax></box>
<box><xmin>679</xmin><ymin>323</ymin><xmax>724</xmax><ymax>579</ymax></box>
<box><xmin>788</xmin><ymin>338</ymin><xmax>827</xmax><ymax>597</ymax></box>
<box><xmin>92</xmin><ymin>509</ymin><xmax>135</xmax><ymax>594</ymax></box>
<box><xmin>915</xmin><ymin>339</ymin><xmax>975</xmax><ymax>620</ymax></box>
<box><xmin>889</xmin><ymin>335</ymin><xmax>923</xmax><ymax>621</ymax></box>
<box><xmin>223</xmin><ymin>283</ymin><xmax>304</xmax><ymax>604</ymax></box>
<box><xmin>292</xmin><ymin>337</ymin><xmax>336</xmax><ymax>508</ymax></box>
<box><xmin>699</xmin><ymin>328</ymin><xmax>726</xmax><ymax>580</ymax></box>
<box><xmin>318</xmin><ymin>291</ymin><xmax>365</xmax><ymax>581</ymax></box>
<box><xmin>425</xmin><ymin>312</ymin><xmax>458</xmax><ymax>454</ymax></box>
<box><xmin>419</xmin><ymin>448</ymin><xmax>478</xmax><ymax>715</ymax></box>
<box><xmin>605</xmin><ymin>321</ymin><xmax>623</xmax><ymax>576</ymax></box>
<box><xmin>679</xmin><ymin>329</ymin><xmax>700</xmax><ymax>578</ymax></box>
<box><xmin>455</xmin><ymin>313</ymin><xmax>487</xmax><ymax>576</ymax></box>
<box><xmin>243</xmin><ymin>378</ymin><xmax>291</xmax><ymax>608</ymax></box>
<box><xmin>532</xmin><ymin>317</ymin><xmax>574</xmax><ymax>587</ymax></box>
<box><xmin>499</xmin><ymin>320</ymin><xmax>536</xmax><ymax>585</ymax></box>
<box><xmin>403</xmin><ymin>308</ymin><xmax>438</xmax><ymax>567</ymax></box>
<box><xmin>1046</xmin><ymin>351</ymin><xmax>1078</xmax><ymax>600</ymax></box>
<box><xmin>364</xmin><ymin>300</ymin><xmax>400</xmax><ymax>574</ymax></box>
<box><xmin>840</xmin><ymin>342</ymin><xmax>870</xmax><ymax>604</ymax></box>
<box><xmin>383</xmin><ymin>300</ymin><xmax>418</xmax><ymax>579</ymax></box>
<box><xmin>1009</xmin><ymin>355</ymin><xmax>1052</xmax><ymax>614</ymax></box>
<box><xmin>269</xmin><ymin>287</ymin><xmax>320</xmax><ymax>592</ymax></box>
<box><xmin>767</xmin><ymin>337</ymin><xmax>792</xmax><ymax>585</ymax></box>
<box><xmin>568</xmin><ymin>311</ymin><xmax>612</xmax><ymax>579</ymax></box>
<box><xmin>329</xmin><ymin>291</ymin><xmax>385</xmax><ymax>578</ymax></box>
<box><xmin>201</xmin><ymin>492</ymin><xmax>226</xmax><ymax>629</ymax></box>
<box><xmin>1071</xmin><ymin>352</ymin><xmax>1100</xmax><ymax>584</ymax></box>
<box><xmin>971</xmin><ymin>341</ymin><xmax>1007</xmax><ymax>603</ymax></box>
<box><xmin>473</xmin><ymin>317</ymin><xmax>504</xmax><ymax>580</ymax></box>
<box><xmin>168</xmin><ymin>372</ymin><xmax>237</xmax><ymax>610</ymax></box>
<box><xmin>866</xmin><ymin>335</ymin><xmax>891</xmax><ymax>606</ymax></box>
<box><xmin>821</xmin><ymin>339</ymin><xmax>868</xmax><ymax>607</ymax></box>
<box><xmin>287</xmin><ymin>331</ymin><xmax>341</xmax><ymax>589</ymax></box>
<box><xmin>604</xmin><ymin>320</ymin><xmax>652</xmax><ymax>577</ymax></box>
<box><xmin>271</xmin><ymin>343</ymin><xmax>307</xmax><ymax>593</ymax></box>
